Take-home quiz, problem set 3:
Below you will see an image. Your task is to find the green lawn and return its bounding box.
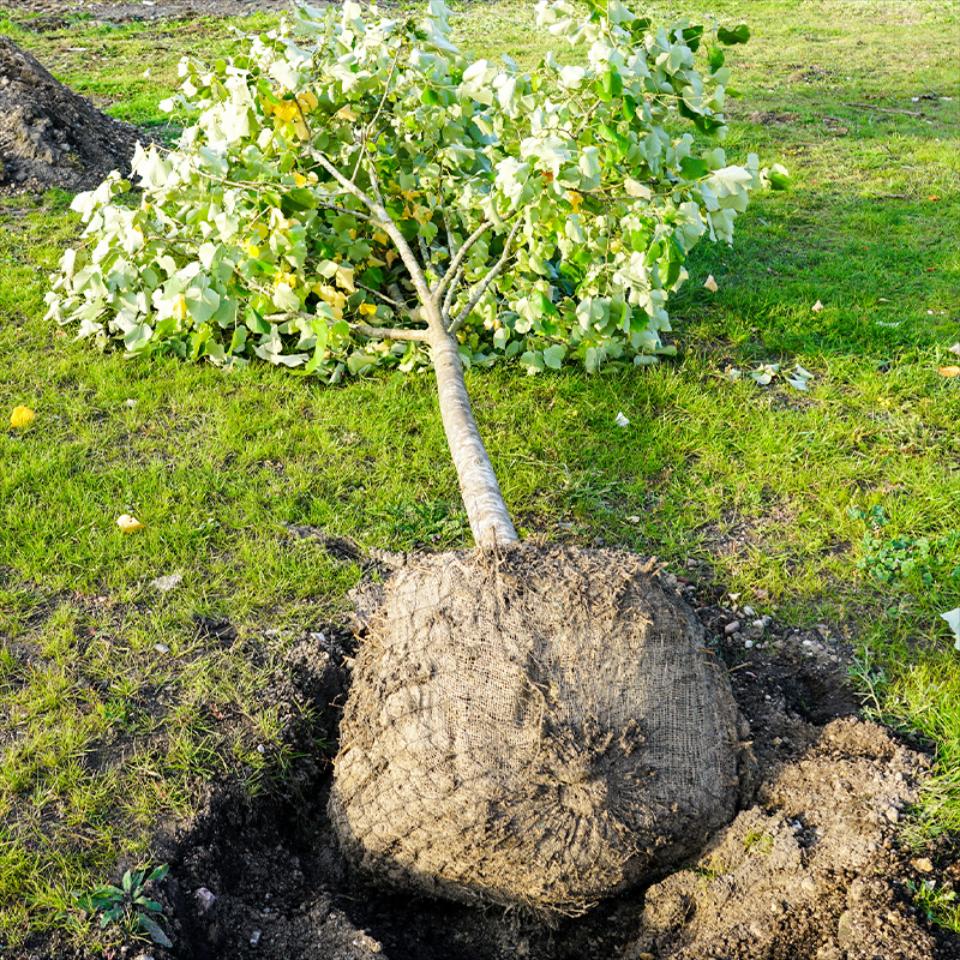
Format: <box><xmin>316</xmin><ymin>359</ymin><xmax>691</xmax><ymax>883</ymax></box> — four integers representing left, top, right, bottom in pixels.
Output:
<box><xmin>1</xmin><ymin>0</ymin><xmax>959</xmax><ymax>950</ymax></box>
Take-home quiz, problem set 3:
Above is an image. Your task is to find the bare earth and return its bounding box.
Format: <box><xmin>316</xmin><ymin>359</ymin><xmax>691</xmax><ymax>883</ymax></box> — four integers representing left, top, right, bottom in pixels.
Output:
<box><xmin>0</xmin><ymin>0</ymin><xmax>291</xmax><ymax>24</ymax></box>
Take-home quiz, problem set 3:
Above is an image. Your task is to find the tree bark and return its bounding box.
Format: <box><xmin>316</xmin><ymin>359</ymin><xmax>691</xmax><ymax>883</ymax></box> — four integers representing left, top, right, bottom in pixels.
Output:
<box><xmin>428</xmin><ymin>328</ymin><xmax>519</xmax><ymax>549</ymax></box>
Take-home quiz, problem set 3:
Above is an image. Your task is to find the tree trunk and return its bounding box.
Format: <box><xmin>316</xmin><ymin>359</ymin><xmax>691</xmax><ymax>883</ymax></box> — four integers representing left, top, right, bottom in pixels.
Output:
<box><xmin>429</xmin><ymin>328</ymin><xmax>519</xmax><ymax>549</ymax></box>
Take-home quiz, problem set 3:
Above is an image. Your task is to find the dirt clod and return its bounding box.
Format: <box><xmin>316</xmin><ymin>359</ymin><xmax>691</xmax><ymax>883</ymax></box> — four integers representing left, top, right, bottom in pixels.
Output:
<box><xmin>0</xmin><ymin>37</ymin><xmax>142</xmax><ymax>193</ymax></box>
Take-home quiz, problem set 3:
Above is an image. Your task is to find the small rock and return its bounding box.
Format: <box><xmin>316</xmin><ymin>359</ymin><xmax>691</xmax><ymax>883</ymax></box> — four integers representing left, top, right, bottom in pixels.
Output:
<box><xmin>124</xmin><ymin>398</ymin><xmax>138</xmax><ymax>409</ymax></box>
<box><xmin>744</xmin><ymin>638</ymin><xmax>754</xmax><ymax>649</ymax></box>
<box><xmin>752</xmin><ymin>619</ymin><xmax>766</xmax><ymax>629</ymax></box>
<box><xmin>250</xmin><ymin>929</ymin><xmax>262</xmax><ymax>947</ymax></box>
<box><xmin>154</xmin><ymin>643</ymin><xmax>170</xmax><ymax>654</ymax></box>
<box><xmin>194</xmin><ymin>887</ymin><xmax>217</xmax><ymax>914</ymax></box>
<box><xmin>911</xmin><ymin>857</ymin><xmax>934</xmax><ymax>873</ymax></box>
<box><xmin>725</xmin><ymin>621</ymin><xmax>741</xmax><ymax>635</ymax></box>
<box><xmin>742</xmin><ymin>605</ymin><xmax>756</xmax><ymax>617</ymax></box>
<box><xmin>884</xmin><ymin>805</ymin><xmax>900</xmax><ymax>823</ymax></box>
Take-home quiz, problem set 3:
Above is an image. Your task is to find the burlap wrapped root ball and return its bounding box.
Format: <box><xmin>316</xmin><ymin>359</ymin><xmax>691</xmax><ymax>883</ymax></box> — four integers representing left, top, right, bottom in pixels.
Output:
<box><xmin>329</xmin><ymin>545</ymin><xmax>750</xmax><ymax>915</ymax></box>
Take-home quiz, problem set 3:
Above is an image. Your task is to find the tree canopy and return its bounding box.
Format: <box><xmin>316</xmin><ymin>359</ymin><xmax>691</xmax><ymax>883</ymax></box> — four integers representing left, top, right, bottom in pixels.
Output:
<box><xmin>46</xmin><ymin>0</ymin><xmax>787</xmax><ymax>382</ymax></box>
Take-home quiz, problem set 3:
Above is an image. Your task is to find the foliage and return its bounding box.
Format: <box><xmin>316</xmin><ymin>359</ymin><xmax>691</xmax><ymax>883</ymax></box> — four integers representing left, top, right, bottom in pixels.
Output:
<box><xmin>46</xmin><ymin>0</ymin><xmax>785</xmax><ymax>380</ymax></box>
<box><xmin>75</xmin><ymin>865</ymin><xmax>172</xmax><ymax>948</ymax></box>
<box><xmin>850</xmin><ymin>505</ymin><xmax>960</xmax><ymax>588</ymax></box>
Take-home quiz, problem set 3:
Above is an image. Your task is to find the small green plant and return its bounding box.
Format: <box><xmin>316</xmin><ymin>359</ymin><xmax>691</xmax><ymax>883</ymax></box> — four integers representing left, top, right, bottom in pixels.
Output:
<box><xmin>907</xmin><ymin>878</ymin><xmax>960</xmax><ymax>932</ymax></box>
<box><xmin>847</xmin><ymin>647</ymin><xmax>890</xmax><ymax>719</ymax></box>
<box><xmin>743</xmin><ymin>829</ymin><xmax>774</xmax><ymax>854</ymax></box>
<box><xmin>849</xmin><ymin>506</ymin><xmax>960</xmax><ymax>587</ymax></box>
<box><xmin>75</xmin><ymin>864</ymin><xmax>172</xmax><ymax>949</ymax></box>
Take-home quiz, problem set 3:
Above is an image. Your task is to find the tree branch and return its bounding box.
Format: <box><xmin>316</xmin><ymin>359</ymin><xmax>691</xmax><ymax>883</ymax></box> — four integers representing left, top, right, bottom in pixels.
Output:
<box><xmin>447</xmin><ymin>221</ymin><xmax>521</xmax><ymax>334</ymax></box>
<box><xmin>351</xmin><ymin>323</ymin><xmax>429</xmax><ymax>342</ymax></box>
<box><xmin>312</xmin><ymin>152</ymin><xmax>435</xmax><ymax>312</ymax></box>
<box><xmin>434</xmin><ymin>219</ymin><xmax>492</xmax><ymax>301</ymax></box>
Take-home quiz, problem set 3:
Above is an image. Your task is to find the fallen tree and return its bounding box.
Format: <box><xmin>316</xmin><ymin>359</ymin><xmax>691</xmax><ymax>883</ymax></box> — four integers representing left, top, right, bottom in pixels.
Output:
<box><xmin>47</xmin><ymin>0</ymin><xmax>787</xmax><ymax>915</ymax></box>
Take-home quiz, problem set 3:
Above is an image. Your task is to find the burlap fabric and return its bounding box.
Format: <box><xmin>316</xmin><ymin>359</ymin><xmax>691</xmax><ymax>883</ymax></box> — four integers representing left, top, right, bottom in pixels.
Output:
<box><xmin>330</xmin><ymin>545</ymin><xmax>746</xmax><ymax>914</ymax></box>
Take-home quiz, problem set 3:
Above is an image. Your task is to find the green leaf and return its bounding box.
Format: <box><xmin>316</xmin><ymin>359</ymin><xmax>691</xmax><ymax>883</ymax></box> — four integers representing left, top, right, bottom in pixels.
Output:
<box><xmin>681</xmin><ymin>25</ymin><xmax>704</xmax><ymax>51</ymax></box>
<box><xmin>543</xmin><ymin>344</ymin><xmax>566</xmax><ymax>369</ymax></box>
<box><xmin>708</xmin><ymin>46</ymin><xmax>725</xmax><ymax>71</ymax></box>
<box><xmin>138</xmin><ymin>913</ymin><xmax>173</xmax><ymax>949</ymax></box>
<box><xmin>679</xmin><ymin>156</ymin><xmax>709</xmax><ymax>179</ymax></box>
<box><xmin>281</xmin><ymin>188</ymin><xmax>318</xmax><ymax>216</ymax></box>
<box><xmin>717</xmin><ymin>24</ymin><xmax>750</xmax><ymax>45</ymax></box>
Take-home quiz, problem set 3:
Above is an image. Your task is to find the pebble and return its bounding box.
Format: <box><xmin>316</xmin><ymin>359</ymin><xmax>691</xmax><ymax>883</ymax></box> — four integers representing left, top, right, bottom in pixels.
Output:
<box><xmin>194</xmin><ymin>887</ymin><xmax>217</xmax><ymax>913</ymax></box>
<box><xmin>250</xmin><ymin>929</ymin><xmax>262</xmax><ymax>947</ymax></box>
<box><xmin>744</xmin><ymin>638</ymin><xmax>754</xmax><ymax>649</ymax></box>
<box><xmin>884</xmin><ymin>806</ymin><xmax>900</xmax><ymax>823</ymax></box>
<box><xmin>742</xmin><ymin>605</ymin><xmax>756</xmax><ymax>617</ymax></box>
<box><xmin>154</xmin><ymin>643</ymin><xmax>170</xmax><ymax>654</ymax></box>
<box><xmin>725</xmin><ymin>621</ymin><xmax>741</xmax><ymax>635</ymax></box>
<box><xmin>911</xmin><ymin>857</ymin><xmax>934</xmax><ymax>873</ymax></box>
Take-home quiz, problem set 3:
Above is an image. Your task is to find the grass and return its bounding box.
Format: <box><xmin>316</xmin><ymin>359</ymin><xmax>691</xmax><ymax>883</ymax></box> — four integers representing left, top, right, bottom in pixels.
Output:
<box><xmin>1</xmin><ymin>0</ymin><xmax>959</xmax><ymax>949</ymax></box>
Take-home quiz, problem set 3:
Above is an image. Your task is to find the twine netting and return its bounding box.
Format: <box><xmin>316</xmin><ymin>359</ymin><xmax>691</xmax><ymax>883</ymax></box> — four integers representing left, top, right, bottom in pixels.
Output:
<box><xmin>330</xmin><ymin>545</ymin><xmax>744</xmax><ymax>914</ymax></box>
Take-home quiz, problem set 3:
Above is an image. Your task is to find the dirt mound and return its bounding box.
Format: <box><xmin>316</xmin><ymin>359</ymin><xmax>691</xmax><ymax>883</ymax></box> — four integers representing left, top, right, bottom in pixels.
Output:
<box><xmin>0</xmin><ymin>38</ymin><xmax>142</xmax><ymax>193</ymax></box>
<box><xmin>628</xmin><ymin>719</ymin><xmax>936</xmax><ymax>959</ymax></box>
<box><xmin>140</xmin><ymin>555</ymin><xmax>959</xmax><ymax>960</ymax></box>
<box><xmin>331</xmin><ymin>546</ymin><xmax>748</xmax><ymax>914</ymax></box>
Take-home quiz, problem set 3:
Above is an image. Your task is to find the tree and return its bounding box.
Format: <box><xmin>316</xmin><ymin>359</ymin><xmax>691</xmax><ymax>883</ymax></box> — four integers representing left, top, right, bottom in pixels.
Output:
<box><xmin>47</xmin><ymin>0</ymin><xmax>784</xmax><ymax>549</ymax></box>
<box><xmin>47</xmin><ymin>1</ymin><xmax>784</xmax><ymax>912</ymax></box>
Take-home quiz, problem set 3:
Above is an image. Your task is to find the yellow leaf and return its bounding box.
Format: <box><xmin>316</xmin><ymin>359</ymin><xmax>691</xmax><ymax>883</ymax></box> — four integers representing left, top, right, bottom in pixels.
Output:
<box><xmin>9</xmin><ymin>405</ymin><xmax>35</xmax><ymax>429</ymax></box>
<box><xmin>252</xmin><ymin>223</ymin><xmax>269</xmax><ymax>241</ymax></box>
<box><xmin>566</xmin><ymin>190</ymin><xmax>583</xmax><ymax>212</ymax></box>
<box><xmin>358</xmin><ymin>302</ymin><xmax>378</xmax><ymax>318</ymax></box>
<box><xmin>335</xmin><ymin>265</ymin><xmax>356</xmax><ymax>293</ymax></box>
<box><xmin>297</xmin><ymin>90</ymin><xmax>319</xmax><ymax>113</ymax></box>
<box><xmin>703</xmin><ymin>274</ymin><xmax>719</xmax><ymax>293</ymax></box>
<box><xmin>244</xmin><ymin>243</ymin><xmax>261</xmax><ymax>258</ymax></box>
<box><xmin>293</xmin><ymin>172</ymin><xmax>308</xmax><ymax>188</ymax></box>
<box><xmin>313</xmin><ymin>283</ymin><xmax>346</xmax><ymax>312</ymax></box>
<box><xmin>938</xmin><ymin>366</ymin><xmax>960</xmax><ymax>378</ymax></box>
<box><xmin>335</xmin><ymin>105</ymin><xmax>358</xmax><ymax>122</ymax></box>
<box><xmin>116</xmin><ymin>514</ymin><xmax>144</xmax><ymax>534</ymax></box>
<box><xmin>272</xmin><ymin>101</ymin><xmax>299</xmax><ymax>123</ymax></box>
<box><xmin>173</xmin><ymin>294</ymin><xmax>188</xmax><ymax>321</ymax></box>
<box><xmin>372</xmin><ymin>230</ymin><xmax>389</xmax><ymax>246</ymax></box>
<box><xmin>385</xmin><ymin>250</ymin><xmax>398</xmax><ymax>267</ymax></box>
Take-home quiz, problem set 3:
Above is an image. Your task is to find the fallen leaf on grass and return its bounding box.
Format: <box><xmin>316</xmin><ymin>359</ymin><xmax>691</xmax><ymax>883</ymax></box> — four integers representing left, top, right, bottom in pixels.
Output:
<box><xmin>751</xmin><ymin>363</ymin><xmax>780</xmax><ymax>386</ymax></box>
<box><xmin>785</xmin><ymin>364</ymin><xmax>816</xmax><ymax>391</ymax></box>
<box><xmin>938</xmin><ymin>366</ymin><xmax>960</xmax><ymax>378</ymax></box>
<box><xmin>151</xmin><ymin>573</ymin><xmax>182</xmax><ymax>592</ymax></box>
<box><xmin>703</xmin><ymin>274</ymin><xmax>719</xmax><ymax>293</ymax></box>
<box><xmin>116</xmin><ymin>514</ymin><xmax>145</xmax><ymax>533</ymax></box>
<box><xmin>811</xmin><ymin>300</ymin><xmax>824</xmax><ymax>313</ymax></box>
<box><xmin>949</xmin><ymin>343</ymin><xmax>960</xmax><ymax>357</ymax></box>
<box><xmin>9</xmin><ymin>405</ymin><xmax>35</xmax><ymax>429</ymax></box>
<box><xmin>615</xmin><ymin>411</ymin><xmax>630</xmax><ymax>428</ymax></box>
<box><xmin>942</xmin><ymin>609</ymin><xmax>960</xmax><ymax>651</ymax></box>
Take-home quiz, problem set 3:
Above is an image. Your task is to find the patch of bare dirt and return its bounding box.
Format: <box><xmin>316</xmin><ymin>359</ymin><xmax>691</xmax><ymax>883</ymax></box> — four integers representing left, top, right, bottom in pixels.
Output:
<box><xmin>0</xmin><ymin>37</ymin><xmax>143</xmax><ymax>193</ymax></box>
<box><xmin>0</xmin><ymin>0</ymin><xmax>288</xmax><ymax>27</ymax></box>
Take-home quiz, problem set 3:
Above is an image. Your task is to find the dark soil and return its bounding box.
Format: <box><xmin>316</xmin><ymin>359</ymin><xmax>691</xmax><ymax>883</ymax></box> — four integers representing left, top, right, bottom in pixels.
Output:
<box><xmin>0</xmin><ymin>0</ymin><xmax>288</xmax><ymax>26</ymax></box>
<box><xmin>0</xmin><ymin>37</ymin><xmax>143</xmax><ymax>193</ymax></box>
<box><xmin>14</xmin><ymin>552</ymin><xmax>959</xmax><ymax>960</ymax></box>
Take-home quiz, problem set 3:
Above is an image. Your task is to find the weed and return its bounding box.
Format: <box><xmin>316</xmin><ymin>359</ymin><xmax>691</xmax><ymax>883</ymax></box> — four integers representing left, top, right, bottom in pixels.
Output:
<box><xmin>74</xmin><ymin>865</ymin><xmax>171</xmax><ymax>948</ymax></box>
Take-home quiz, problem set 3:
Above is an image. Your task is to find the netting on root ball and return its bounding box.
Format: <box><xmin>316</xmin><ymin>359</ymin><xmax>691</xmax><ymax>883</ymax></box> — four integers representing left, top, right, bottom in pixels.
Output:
<box><xmin>330</xmin><ymin>545</ymin><xmax>751</xmax><ymax>915</ymax></box>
